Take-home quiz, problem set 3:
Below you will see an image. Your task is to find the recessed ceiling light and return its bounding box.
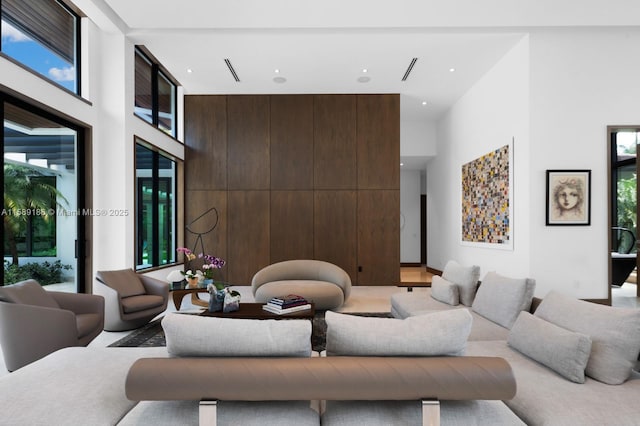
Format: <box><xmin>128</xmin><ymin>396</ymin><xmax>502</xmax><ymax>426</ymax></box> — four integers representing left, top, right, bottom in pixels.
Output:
<box><xmin>362</xmin><ymin>68</ymin><xmax>368</xmax><ymax>73</ymax></box>
<box><xmin>449</xmin><ymin>68</ymin><xmax>456</xmax><ymax>73</ymax></box>
<box><xmin>274</xmin><ymin>69</ymin><xmax>280</xmax><ymax>73</ymax></box>
<box><xmin>421</xmin><ymin>101</ymin><xmax>427</xmax><ymax>106</ymax></box>
<box><xmin>187</xmin><ymin>68</ymin><xmax>193</xmax><ymax>73</ymax></box>
<box><xmin>400</xmin><ymin>162</ymin><xmax>404</xmax><ymax>166</ymax></box>
<box><xmin>273</xmin><ymin>76</ymin><xmax>287</xmax><ymax>83</ymax></box>
<box><xmin>357</xmin><ymin>76</ymin><xmax>371</xmax><ymax>83</ymax></box>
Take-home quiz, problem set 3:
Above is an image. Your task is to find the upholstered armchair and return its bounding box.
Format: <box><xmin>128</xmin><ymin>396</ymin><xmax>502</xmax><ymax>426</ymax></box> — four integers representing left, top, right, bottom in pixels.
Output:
<box><xmin>95</xmin><ymin>269</ymin><xmax>169</xmax><ymax>331</ymax></box>
<box><xmin>0</xmin><ymin>280</ymin><xmax>104</xmax><ymax>372</ymax></box>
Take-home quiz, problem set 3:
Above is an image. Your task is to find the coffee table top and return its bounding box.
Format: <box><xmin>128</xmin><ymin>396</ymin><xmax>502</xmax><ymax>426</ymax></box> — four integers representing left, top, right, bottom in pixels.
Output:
<box><xmin>200</xmin><ymin>302</ymin><xmax>315</xmax><ymax>320</ymax></box>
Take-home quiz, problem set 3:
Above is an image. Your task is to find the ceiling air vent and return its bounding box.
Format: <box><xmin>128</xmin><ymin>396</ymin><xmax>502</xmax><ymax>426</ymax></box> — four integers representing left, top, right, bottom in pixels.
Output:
<box><xmin>224</xmin><ymin>59</ymin><xmax>240</xmax><ymax>82</ymax></box>
<box><xmin>402</xmin><ymin>57</ymin><xmax>418</xmax><ymax>81</ymax></box>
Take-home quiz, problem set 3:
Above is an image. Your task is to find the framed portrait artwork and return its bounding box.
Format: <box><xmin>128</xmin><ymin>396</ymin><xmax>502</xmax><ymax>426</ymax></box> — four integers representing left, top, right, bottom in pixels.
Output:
<box><xmin>546</xmin><ymin>170</ymin><xmax>591</xmax><ymax>226</ymax></box>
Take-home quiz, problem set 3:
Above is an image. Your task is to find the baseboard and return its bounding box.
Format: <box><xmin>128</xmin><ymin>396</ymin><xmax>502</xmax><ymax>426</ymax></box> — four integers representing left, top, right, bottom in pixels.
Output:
<box><xmin>401</xmin><ymin>263</ymin><xmax>423</xmax><ymax>267</ymax></box>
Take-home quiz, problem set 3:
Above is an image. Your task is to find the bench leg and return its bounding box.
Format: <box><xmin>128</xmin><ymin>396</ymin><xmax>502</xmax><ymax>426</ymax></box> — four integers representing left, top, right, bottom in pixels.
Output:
<box><xmin>199</xmin><ymin>400</ymin><xmax>218</xmax><ymax>426</ymax></box>
<box><xmin>422</xmin><ymin>399</ymin><xmax>440</xmax><ymax>426</ymax></box>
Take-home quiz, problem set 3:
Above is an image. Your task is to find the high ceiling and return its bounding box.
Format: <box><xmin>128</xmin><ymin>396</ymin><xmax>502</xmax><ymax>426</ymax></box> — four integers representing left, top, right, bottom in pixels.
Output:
<box><xmin>84</xmin><ymin>0</ymin><xmax>640</xmax><ymax>168</ymax></box>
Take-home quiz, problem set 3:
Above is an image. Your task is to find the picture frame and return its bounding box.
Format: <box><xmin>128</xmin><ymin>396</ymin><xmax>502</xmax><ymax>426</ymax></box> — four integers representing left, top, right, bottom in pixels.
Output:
<box><xmin>546</xmin><ymin>170</ymin><xmax>591</xmax><ymax>226</ymax></box>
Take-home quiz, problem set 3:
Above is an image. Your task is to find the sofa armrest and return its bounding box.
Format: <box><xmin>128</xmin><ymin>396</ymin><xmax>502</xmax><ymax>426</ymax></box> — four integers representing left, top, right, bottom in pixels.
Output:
<box><xmin>94</xmin><ymin>279</ymin><xmax>125</xmax><ymax>320</ymax></box>
<box><xmin>50</xmin><ymin>291</ymin><xmax>104</xmax><ymax>316</ymax></box>
<box><xmin>0</xmin><ymin>301</ymin><xmax>78</xmax><ymax>371</ymax></box>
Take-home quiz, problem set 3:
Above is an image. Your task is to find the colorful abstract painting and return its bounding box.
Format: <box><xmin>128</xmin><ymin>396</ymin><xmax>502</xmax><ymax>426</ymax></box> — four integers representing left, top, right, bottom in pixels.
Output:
<box><xmin>461</xmin><ymin>144</ymin><xmax>512</xmax><ymax>247</ymax></box>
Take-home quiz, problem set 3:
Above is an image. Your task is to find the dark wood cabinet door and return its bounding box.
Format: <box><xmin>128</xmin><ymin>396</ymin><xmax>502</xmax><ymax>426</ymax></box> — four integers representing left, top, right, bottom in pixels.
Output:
<box><xmin>227</xmin><ymin>96</ymin><xmax>270</xmax><ymax>190</ymax></box>
<box><xmin>184</xmin><ymin>96</ymin><xmax>227</xmax><ymax>190</ymax></box>
<box><xmin>314</xmin><ymin>95</ymin><xmax>357</xmax><ymax>189</ymax></box>
<box><xmin>314</xmin><ymin>190</ymin><xmax>357</xmax><ymax>284</ymax></box>
<box><xmin>227</xmin><ymin>191</ymin><xmax>270</xmax><ymax>285</ymax></box>
<box><xmin>270</xmin><ymin>95</ymin><xmax>314</xmax><ymax>190</ymax></box>
<box><xmin>357</xmin><ymin>94</ymin><xmax>400</xmax><ymax>190</ymax></box>
<box><xmin>270</xmin><ymin>191</ymin><xmax>314</xmax><ymax>262</ymax></box>
<box><xmin>357</xmin><ymin>190</ymin><xmax>400</xmax><ymax>285</ymax></box>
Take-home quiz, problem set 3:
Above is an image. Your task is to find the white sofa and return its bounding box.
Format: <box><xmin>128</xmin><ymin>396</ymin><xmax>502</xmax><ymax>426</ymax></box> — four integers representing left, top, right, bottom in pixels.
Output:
<box><xmin>390</xmin><ymin>261</ymin><xmax>640</xmax><ymax>425</ymax></box>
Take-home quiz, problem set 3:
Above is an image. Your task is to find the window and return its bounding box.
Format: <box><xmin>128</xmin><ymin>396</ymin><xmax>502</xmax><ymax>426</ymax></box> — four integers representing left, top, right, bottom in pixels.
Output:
<box><xmin>611</xmin><ymin>129</ymin><xmax>638</xmax><ymax>254</ymax></box>
<box><xmin>135</xmin><ymin>140</ymin><xmax>177</xmax><ymax>270</ymax></box>
<box><xmin>3</xmin><ymin>96</ymin><xmax>84</xmax><ymax>290</ymax></box>
<box><xmin>134</xmin><ymin>48</ymin><xmax>177</xmax><ymax>138</ymax></box>
<box><xmin>0</xmin><ymin>0</ymin><xmax>80</xmax><ymax>94</ymax></box>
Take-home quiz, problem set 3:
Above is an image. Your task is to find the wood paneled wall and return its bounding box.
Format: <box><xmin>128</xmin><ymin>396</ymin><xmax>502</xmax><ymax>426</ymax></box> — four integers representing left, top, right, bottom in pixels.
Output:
<box><xmin>184</xmin><ymin>94</ymin><xmax>399</xmax><ymax>286</ymax></box>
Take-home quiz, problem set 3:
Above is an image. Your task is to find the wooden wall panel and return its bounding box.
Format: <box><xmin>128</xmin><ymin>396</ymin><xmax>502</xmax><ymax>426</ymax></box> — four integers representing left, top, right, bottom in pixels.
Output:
<box><xmin>227</xmin><ymin>191</ymin><xmax>270</xmax><ymax>285</ymax></box>
<box><xmin>270</xmin><ymin>96</ymin><xmax>313</xmax><ymax>189</ymax></box>
<box><xmin>357</xmin><ymin>94</ymin><xmax>400</xmax><ymax>190</ymax></box>
<box><xmin>314</xmin><ymin>95</ymin><xmax>357</xmax><ymax>189</ymax></box>
<box><xmin>184</xmin><ymin>190</ymin><xmax>228</xmax><ymax>281</ymax></box>
<box><xmin>314</xmin><ymin>190</ymin><xmax>357</xmax><ymax>284</ymax></box>
<box><xmin>357</xmin><ymin>190</ymin><xmax>400</xmax><ymax>285</ymax></box>
<box><xmin>184</xmin><ymin>96</ymin><xmax>227</xmax><ymax>190</ymax></box>
<box><xmin>227</xmin><ymin>96</ymin><xmax>270</xmax><ymax>190</ymax></box>
<box><xmin>270</xmin><ymin>191</ymin><xmax>314</xmax><ymax>262</ymax></box>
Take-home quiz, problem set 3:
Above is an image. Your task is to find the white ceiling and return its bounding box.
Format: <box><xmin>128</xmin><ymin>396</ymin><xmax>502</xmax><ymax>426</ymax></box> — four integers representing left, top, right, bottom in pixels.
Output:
<box><xmin>90</xmin><ymin>0</ymin><xmax>640</xmax><ymax>169</ymax></box>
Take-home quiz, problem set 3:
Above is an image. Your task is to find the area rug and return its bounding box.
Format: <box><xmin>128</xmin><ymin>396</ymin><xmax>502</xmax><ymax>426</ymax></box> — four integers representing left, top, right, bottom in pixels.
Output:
<box><xmin>108</xmin><ymin>311</ymin><xmax>392</xmax><ymax>352</ymax></box>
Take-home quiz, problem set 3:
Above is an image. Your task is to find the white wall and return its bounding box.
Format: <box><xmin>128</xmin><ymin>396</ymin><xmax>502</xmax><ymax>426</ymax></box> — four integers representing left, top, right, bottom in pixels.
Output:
<box><xmin>429</xmin><ymin>27</ymin><xmax>640</xmax><ymax>300</ymax></box>
<box><xmin>401</xmin><ymin>116</ymin><xmax>437</xmax><ymax>157</ymax></box>
<box><xmin>528</xmin><ymin>27</ymin><xmax>640</xmax><ymax>299</ymax></box>
<box><xmin>400</xmin><ymin>169</ymin><xmax>421</xmax><ymax>263</ymax></box>
<box><xmin>429</xmin><ymin>35</ymin><xmax>530</xmax><ymax>279</ymax></box>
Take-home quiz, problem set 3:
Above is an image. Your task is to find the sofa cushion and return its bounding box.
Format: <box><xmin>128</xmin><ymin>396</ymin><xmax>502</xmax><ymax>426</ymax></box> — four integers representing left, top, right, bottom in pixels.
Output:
<box><xmin>162</xmin><ymin>313</ymin><xmax>312</xmax><ymax>357</ymax></box>
<box><xmin>121</xmin><ymin>294</ymin><xmax>165</xmax><ymax>314</ymax></box>
<box><xmin>0</xmin><ymin>279</ymin><xmax>59</xmax><ymax>308</ymax></box>
<box><xmin>441</xmin><ymin>260</ymin><xmax>480</xmax><ymax>306</ymax></box>
<box><xmin>508</xmin><ymin>311</ymin><xmax>592</xmax><ymax>383</ymax></box>
<box><xmin>97</xmin><ymin>269</ymin><xmax>146</xmax><ymax>298</ymax></box>
<box><xmin>466</xmin><ymin>340</ymin><xmax>640</xmax><ymax>426</ymax></box>
<box><xmin>430</xmin><ymin>276</ymin><xmax>459</xmax><ymax>306</ymax></box>
<box><xmin>534</xmin><ymin>290</ymin><xmax>640</xmax><ymax>385</ymax></box>
<box><xmin>325</xmin><ymin>309</ymin><xmax>471</xmax><ymax>356</ymax></box>
<box><xmin>471</xmin><ymin>271</ymin><xmax>535</xmax><ymax>329</ymax></box>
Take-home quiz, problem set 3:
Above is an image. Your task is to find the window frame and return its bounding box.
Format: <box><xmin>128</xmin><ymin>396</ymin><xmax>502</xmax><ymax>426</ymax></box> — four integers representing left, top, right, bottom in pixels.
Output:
<box><xmin>134</xmin><ymin>47</ymin><xmax>178</xmax><ymax>138</ymax></box>
<box><xmin>0</xmin><ymin>0</ymin><xmax>82</xmax><ymax>95</ymax></box>
<box><xmin>134</xmin><ymin>138</ymin><xmax>178</xmax><ymax>270</ymax></box>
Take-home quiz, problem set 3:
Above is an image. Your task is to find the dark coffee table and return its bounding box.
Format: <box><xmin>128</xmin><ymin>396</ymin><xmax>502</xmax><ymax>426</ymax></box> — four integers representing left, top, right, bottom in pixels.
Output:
<box><xmin>169</xmin><ymin>283</ymin><xmax>210</xmax><ymax>310</ymax></box>
<box><xmin>200</xmin><ymin>302</ymin><xmax>315</xmax><ymax>320</ymax></box>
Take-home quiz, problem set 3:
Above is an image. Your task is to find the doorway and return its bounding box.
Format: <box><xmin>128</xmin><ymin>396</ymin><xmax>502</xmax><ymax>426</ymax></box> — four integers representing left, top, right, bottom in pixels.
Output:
<box><xmin>2</xmin><ymin>95</ymin><xmax>86</xmax><ymax>292</ymax></box>
<box><xmin>608</xmin><ymin>126</ymin><xmax>639</xmax><ymax>299</ymax></box>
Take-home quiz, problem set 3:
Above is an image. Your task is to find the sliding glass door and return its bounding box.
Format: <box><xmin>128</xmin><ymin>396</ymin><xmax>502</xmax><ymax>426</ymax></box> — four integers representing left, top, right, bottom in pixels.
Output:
<box><xmin>2</xmin><ymin>97</ymin><xmax>83</xmax><ymax>292</ymax></box>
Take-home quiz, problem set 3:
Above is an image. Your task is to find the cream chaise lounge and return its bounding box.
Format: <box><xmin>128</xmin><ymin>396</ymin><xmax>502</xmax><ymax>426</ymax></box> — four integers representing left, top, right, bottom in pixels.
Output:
<box><xmin>251</xmin><ymin>259</ymin><xmax>351</xmax><ymax>310</ymax></box>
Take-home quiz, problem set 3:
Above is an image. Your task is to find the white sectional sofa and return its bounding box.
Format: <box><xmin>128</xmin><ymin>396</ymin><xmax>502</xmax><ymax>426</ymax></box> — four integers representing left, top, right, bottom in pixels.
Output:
<box><xmin>391</xmin><ymin>261</ymin><xmax>640</xmax><ymax>425</ymax></box>
<box><xmin>2</xmin><ymin>261</ymin><xmax>640</xmax><ymax>425</ymax></box>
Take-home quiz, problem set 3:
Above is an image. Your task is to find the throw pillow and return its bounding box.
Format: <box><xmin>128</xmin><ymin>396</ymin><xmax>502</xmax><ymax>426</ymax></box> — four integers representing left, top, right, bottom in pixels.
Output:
<box><xmin>508</xmin><ymin>311</ymin><xmax>592</xmax><ymax>383</ymax></box>
<box><xmin>471</xmin><ymin>271</ymin><xmax>536</xmax><ymax>329</ymax></box>
<box><xmin>430</xmin><ymin>276</ymin><xmax>460</xmax><ymax>306</ymax></box>
<box><xmin>162</xmin><ymin>313</ymin><xmax>312</xmax><ymax>358</ymax></box>
<box><xmin>441</xmin><ymin>260</ymin><xmax>480</xmax><ymax>306</ymax></box>
<box><xmin>325</xmin><ymin>309</ymin><xmax>472</xmax><ymax>356</ymax></box>
<box><xmin>534</xmin><ymin>290</ymin><xmax>640</xmax><ymax>385</ymax></box>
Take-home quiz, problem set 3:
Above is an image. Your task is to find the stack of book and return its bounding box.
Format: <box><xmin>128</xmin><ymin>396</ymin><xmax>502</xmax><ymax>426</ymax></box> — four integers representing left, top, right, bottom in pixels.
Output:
<box><xmin>262</xmin><ymin>294</ymin><xmax>312</xmax><ymax>315</ymax></box>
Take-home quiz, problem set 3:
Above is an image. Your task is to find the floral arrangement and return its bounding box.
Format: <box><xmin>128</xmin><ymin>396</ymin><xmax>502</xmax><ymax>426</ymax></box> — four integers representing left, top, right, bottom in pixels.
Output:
<box><xmin>201</xmin><ymin>253</ymin><xmax>226</xmax><ymax>279</ymax></box>
<box><xmin>177</xmin><ymin>247</ymin><xmax>225</xmax><ymax>285</ymax></box>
